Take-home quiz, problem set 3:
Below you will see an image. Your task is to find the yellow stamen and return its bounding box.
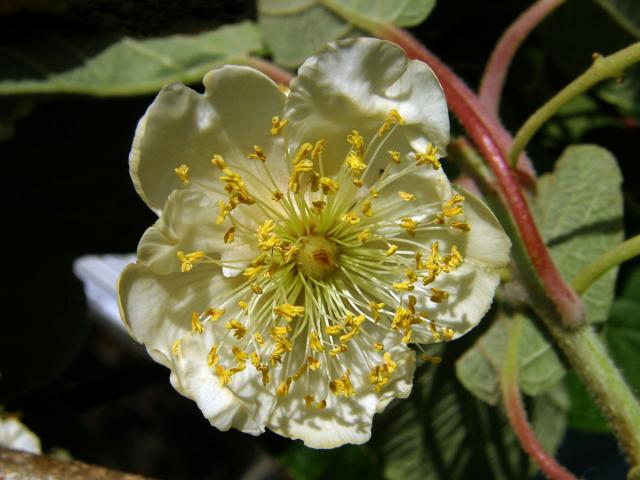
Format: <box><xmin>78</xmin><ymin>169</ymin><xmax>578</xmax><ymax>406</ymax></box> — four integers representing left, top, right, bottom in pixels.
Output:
<box><xmin>399</xmin><ymin>191</ymin><xmax>416</xmax><ymax>201</ymax></box>
<box><xmin>191</xmin><ymin>312</ymin><xmax>205</xmax><ymax>334</ymax></box>
<box><xmin>224</xmin><ymin>226</ymin><xmax>235</xmax><ymax>244</ymax></box>
<box><xmin>340</xmin><ymin>212</ymin><xmax>361</xmax><ymax>225</ymax></box>
<box><xmin>274</xmin><ymin>303</ymin><xmax>305</xmax><ymax>321</ymax></box>
<box><xmin>362</xmin><ymin>200</ymin><xmax>373</xmax><ymax>217</ymax></box>
<box><xmin>400</xmin><ymin>217</ymin><xmax>418</xmax><ymax>237</ymax></box>
<box><xmin>271</xmin><ymin>116</ymin><xmax>288</xmax><ymax>136</ymax></box>
<box><xmin>276</xmin><ymin>377</ymin><xmax>292</xmax><ymax>396</ymax></box>
<box><xmin>171</xmin><ymin>339</ymin><xmax>182</xmax><ymax>357</ymax></box>
<box><xmin>388</xmin><ymin>150</ymin><xmax>401</xmax><ymax>164</ymax></box>
<box><xmin>177</xmin><ymin>250</ymin><xmax>205</xmax><ymax>272</ymax></box>
<box><xmin>247</xmin><ymin>145</ymin><xmax>267</xmax><ymax>162</ymax></box>
<box><xmin>207</xmin><ymin>345</ymin><xmax>219</xmax><ymax>367</ymax></box>
<box><xmin>211</xmin><ymin>154</ymin><xmax>226</xmax><ymax>169</ymax></box>
<box><xmin>174</xmin><ymin>164</ymin><xmax>190</xmax><ymax>184</ymax></box>
<box><xmin>385</xmin><ymin>244</ymin><xmax>398</xmax><ymax>257</ymax></box>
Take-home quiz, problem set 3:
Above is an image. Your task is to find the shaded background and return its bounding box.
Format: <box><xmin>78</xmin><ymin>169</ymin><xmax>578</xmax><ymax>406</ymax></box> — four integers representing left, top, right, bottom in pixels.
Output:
<box><xmin>1</xmin><ymin>0</ymin><xmax>638</xmax><ymax>478</ymax></box>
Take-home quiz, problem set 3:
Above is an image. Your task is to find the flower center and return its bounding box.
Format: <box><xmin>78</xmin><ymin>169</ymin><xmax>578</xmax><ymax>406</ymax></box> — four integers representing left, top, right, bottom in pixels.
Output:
<box><xmin>296</xmin><ymin>235</ymin><xmax>339</xmax><ymax>280</ymax></box>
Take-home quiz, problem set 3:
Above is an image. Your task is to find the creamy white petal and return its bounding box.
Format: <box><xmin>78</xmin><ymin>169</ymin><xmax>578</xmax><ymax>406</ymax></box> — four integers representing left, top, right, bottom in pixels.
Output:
<box><xmin>0</xmin><ymin>417</ymin><xmax>41</xmax><ymax>454</ymax></box>
<box><xmin>130</xmin><ymin>66</ymin><xmax>287</xmax><ymax>213</ymax></box>
<box><xmin>285</xmin><ymin>38</ymin><xmax>449</xmax><ymax>177</ymax></box>
<box><xmin>137</xmin><ymin>189</ymin><xmax>227</xmax><ymax>274</ymax></box>
<box><xmin>117</xmin><ymin>263</ymin><xmax>243</xmax><ymax>367</ymax></box>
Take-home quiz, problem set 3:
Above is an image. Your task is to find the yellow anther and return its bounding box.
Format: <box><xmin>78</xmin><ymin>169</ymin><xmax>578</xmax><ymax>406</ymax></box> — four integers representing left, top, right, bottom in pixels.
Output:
<box><xmin>443</xmin><ymin>328</ymin><xmax>455</xmax><ymax>341</ymax></box>
<box><xmin>353</xmin><ymin>179</ymin><xmax>364</xmax><ymax>188</ymax></box>
<box><xmin>274</xmin><ymin>303</ymin><xmax>305</xmax><ymax>321</ymax></box>
<box><xmin>329</xmin><ymin>369</ymin><xmax>354</xmax><ymax>397</ymax></box>
<box><xmin>378</xmin><ymin>109</ymin><xmax>405</xmax><ymax>137</ymax></box>
<box><xmin>310</xmin><ymin>331</ymin><xmax>325</xmax><ymax>352</ymax></box>
<box><xmin>247</xmin><ymin>145</ymin><xmax>267</xmax><ymax>162</ymax></box>
<box><xmin>211</xmin><ymin>154</ymin><xmax>226</xmax><ymax>169</ymax></box>
<box><xmin>370</xmin><ymin>188</ymin><xmax>379</xmax><ymax>198</ymax></box>
<box><xmin>277</xmin><ymin>377</ymin><xmax>293</xmax><ymax>396</ymax></box>
<box><xmin>242</xmin><ymin>265</ymin><xmax>263</xmax><ymax>279</ymax></box>
<box><xmin>362</xmin><ymin>200</ymin><xmax>373</xmax><ymax>217</ymax></box>
<box><xmin>444</xmin><ymin>194</ymin><xmax>465</xmax><ymax>208</ymax></box>
<box><xmin>329</xmin><ymin>344</ymin><xmax>348</xmax><ymax>356</ymax></box>
<box><xmin>388</xmin><ymin>150</ymin><xmax>401</xmax><ymax>164</ymax></box>
<box><xmin>408</xmin><ymin>295</ymin><xmax>417</xmax><ymax>314</ymax></box>
<box><xmin>215</xmin><ymin>365</ymin><xmax>233</xmax><ymax>386</ymax></box>
<box><xmin>391</xmin><ymin>307</ymin><xmax>412</xmax><ymax>331</ymax></box>
<box><xmin>385</xmin><ymin>244</ymin><xmax>398</xmax><ymax>257</ymax></box>
<box><xmin>258</xmin><ymin>364</ymin><xmax>271</xmax><ymax>385</ymax></box>
<box><xmin>272</xmin><ymin>189</ymin><xmax>284</xmax><ymax>201</ymax></box>
<box><xmin>204</xmin><ymin>308</ymin><xmax>225</xmax><ymax>322</ymax></box>
<box><xmin>294</xmin><ymin>143</ymin><xmax>313</xmax><ymax>163</ymax></box>
<box><xmin>270</xmin><ymin>325</ymin><xmax>291</xmax><ymax>338</ymax></box>
<box><xmin>251</xmin><ymin>253</ymin><xmax>267</xmax><ymax>267</ymax></box>
<box><xmin>207</xmin><ymin>345</ymin><xmax>219</xmax><ymax>367</ymax></box>
<box><xmin>316</xmin><ymin>399</ymin><xmax>327</xmax><ymax>409</ymax></box>
<box><xmin>309</xmin><ymin>172</ymin><xmax>320</xmax><ymax>192</ymax></box>
<box><xmin>251</xmin><ymin>284</ymin><xmax>263</xmax><ymax>294</ymax></box>
<box><xmin>373</xmin><ymin>342</ymin><xmax>385</xmax><ymax>352</ymax></box>
<box><xmin>347</xmin><ymin>130</ymin><xmax>365</xmax><ymax>154</ymax></box>
<box><xmin>312</xmin><ymin>200</ymin><xmax>326</xmax><ymax>213</ymax></box>
<box><xmin>307</xmin><ymin>356</ymin><xmax>320</xmax><ymax>371</ymax></box>
<box><xmin>444</xmin><ymin>206</ymin><xmax>463</xmax><ymax>218</ymax></box>
<box><xmin>370</xmin><ymin>301</ymin><xmax>385</xmax><ymax>321</ymax></box>
<box><xmin>451</xmin><ymin>221</ymin><xmax>471</xmax><ymax>232</ymax></box>
<box><xmin>250</xmin><ymin>352</ymin><xmax>261</xmax><ymax>368</ymax></box>
<box><xmin>232</xmin><ymin>346</ymin><xmax>249</xmax><ymax>364</ymax></box>
<box><xmin>406</xmin><ymin>270</ymin><xmax>418</xmax><ymax>283</ymax></box>
<box><xmin>294</xmin><ymin>158</ymin><xmax>314</xmax><ymax>173</ymax></box>
<box><xmin>339</xmin><ymin>329</ymin><xmax>359</xmax><ymax>344</ymax></box>
<box><xmin>370</xmin><ymin>365</ymin><xmax>391</xmax><ymax>391</ymax></box>
<box><xmin>345</xmin><ymin>152</ymin><xmax>367</xmax><ymax>178</ymax></box>
<box><xmin>420</xmin><ymin>353</ymin><xmax>442</xmax><ymax>365</ymax></box>
<box><xmin>450</xmin><ymin>245</ymin><xmax>463</xmax><ymax>268</ymax></box>
<box><xmin>224</xmin><ymin>226</ymin><xmax>235</xmax><ymax>244</ymax></box>
<box><xmin>293</xmin><ymin>362</ymin><xmax>308</xmax><ymax>381</ymax></box>
<box><xmin>254</xmin><ymin>333</ymin><xmax>264</xmax><ymax>347</ymax></box>
<box><xmin>326</xmin><ymin>325</ymin><xmax>343</xmax><ymax>335</ymax></box>
<box><xmin>415</xmin><ymin>143</ymin><xmax>441</xmax><ymax>169</ymax></box>
<box><xmin>341</xmin><ymin>212</ymin><xmax>361</xmax><ymax>225</ymax></box>
<box><xmin>191</xmin><ymin>312</ymin><xmax>205</xmax><ymax>334</ymax></box>
<box><xmin>430</xmin><ymin>288</ymin><xmax>449</xmax><ymax>303</ymax></box>
<box><xmin>399</xmin><ymin>191</ymin><xmax>416</xmax><ymax>201</ymax></box>
<box><xmin>177</xmin><ymin>250</ymin><xmax>205</xmax><ymax>272</ymax></box>
<box><xmin>383</xmin><ymin>352</ymin><xmax>397</xmax><ymax>373</ymax></box>
<box><xmin>174</xmin><ymin>164</ymin><xmax>190</xmax><ymax>185</ymax></box>
<box><xmin>415</xmin><ymin>251</ymin><xmax>423</xmax><ymax>269</ymax></box>
<box><xmin>357</xmin><ymin>228</ymin><xmax>371</xmax><ymax>243</ymax></box>
<box><xmin>171</xmin><ymin>339</ymin><xmax>182</xmax><ymax>357</ymax></box>
<box><xmin>311</xmin><ymin>139</ymin><xmax>325</xmax><ymax>161</ymax></box>
<box><xmin>400</xmin><ymin>217</ymin><xmax>418</xmax><ymax>237</ymax></box>
<box><xmin>271</xmin><ymin>116</ymin><xmax>289</xmax><ymax>136</ymax></box>
<box><xmin>225</xmin><ymin>319</ymin><xmax>247</xmax><ymax>339</ymax></box>
<box><xmin>320</xmin><ymin>177</ymin><xmax>338</xmax><ymax>195</ymax></box>
<box><xmin>216</xmin><ymin>200</ymin><xmax>230</xmax><ymax>225</ymax></box>
<box><xmin>393</xmin><ymin>280</ymin><xmax>415</xmax><ymax>291</ymax></box>
<box><xmin>239</xmin><ymin>301</ymin><xmax>249</xmax><ymax>313</ymax></box>
<box><xmin>304</xmin><ymin>394</ymin><xmax>315</xmax><ymax>407</ymax></box>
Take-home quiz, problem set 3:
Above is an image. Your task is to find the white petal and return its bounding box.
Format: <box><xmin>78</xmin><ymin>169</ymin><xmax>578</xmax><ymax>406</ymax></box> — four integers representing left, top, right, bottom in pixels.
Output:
<box><xmin>137</xmin><ymin>189</ymin><xmax>227</xmax><ymax>274</ymax></box>
<box><xmin>0</xmin><ymin>417</ymin><xmax>41</xmax><ymax>454</ymax></box>
<box><xmin>268</xmin><ymin>328</ymin><xmax>415</xmax><ymax>448</ymax></box>
<box><xmin>130</xmin><ymin>66</ymin><xmax>287</xmax><ymax>213</ymax></box>
<box><xmin>285</xmin><ymin>38</ymin><xmax>449</xmax><ymax>177</ymax></box>
<box><xmin>170</xmin><ymin>330</ymin><xmax>276</xmax><ymax>435</ymax></box>
<box><xmin>117</xmin><ymin>263</ymin><xmax>242</xmax><ymax>367</ymax></box>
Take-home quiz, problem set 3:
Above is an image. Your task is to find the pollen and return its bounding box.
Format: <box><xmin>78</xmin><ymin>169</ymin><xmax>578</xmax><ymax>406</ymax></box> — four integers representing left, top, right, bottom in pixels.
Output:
<box><xmin>399</xmin><ymin>191</ymin><xmax>416</xmax><ymax>201</ymax></box>
<box><xmin>416</xmin><ymin>143</ymin><xmax>441</xmax><ymax>169</ymax></box>
<box><xmin>174</xmin><ymin>164</ymin><xmax>190</xmax><ymax>184</ymax></box>
<box><xmin>191</xmin><ymin>312</ymin><xmax>205</xmax><ymax>334</ymax></box>
<box><xmin>177</xmin><ymin>250</ymin><xmax>206</xmax><ymax>272</ymax></box>
<box><xmin>274</xmin><ymin>303</ymin><xmax>305</xmax><ymax>321</ymax></box>
<box><xmin>247</xmin><ymin>145</ymin><xmax>267</xmax><ymax>162</ymax></box>
<box><xmin>211</xmin><ymin>154</ymin><xmax>226</xmax><ymax>169</ymax></box>
<box><xmin>271</xmin><ymin>116</ymin><xmax>288</xmax><ymax>135</ymax></box>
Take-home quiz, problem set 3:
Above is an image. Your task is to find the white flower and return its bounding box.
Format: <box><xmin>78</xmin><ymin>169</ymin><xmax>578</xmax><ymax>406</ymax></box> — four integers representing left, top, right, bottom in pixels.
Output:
<box><xmin>0</xmin><ymin>417</ymin><xmax>42</xmax><ymax>454</ymax></box>
<box><xmin>118</xmin><ymin>38</ymin><xmax>510</xmax><ymax>448</ymax></box>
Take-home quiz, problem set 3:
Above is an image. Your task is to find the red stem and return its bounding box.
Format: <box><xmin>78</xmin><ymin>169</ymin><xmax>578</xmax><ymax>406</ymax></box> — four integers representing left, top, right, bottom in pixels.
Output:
<box><xmin>503</xmin><ymin>381</ymin><xmax>578</xmax><ymax>480</ymax></box>
<box><xmin>246</xmin><ymin>57</ymin><xmax>295</xmax><ymax>86</ymax></box>
<box><xmin>479</xmin><ymin>0</ymin><xmax>566</xmax><ymax>115</ymax></box>
<box><xmin>379</xmin><ymin>26</ymin><xmax>585</xmax><ymax>327</ymax></box>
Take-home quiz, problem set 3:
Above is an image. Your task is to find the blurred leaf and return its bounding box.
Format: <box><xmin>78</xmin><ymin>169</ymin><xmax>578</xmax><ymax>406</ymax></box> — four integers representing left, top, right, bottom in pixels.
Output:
<box><xmin>456</xmin><ymin>315</ymin><xmax>565</xmax><ymax>406</ymax></box>
<box><xmin>538</xmin><ymin>0</ymin><xmax>640</xmax><ymax>119</ymax></box>
<box><xmin>374</xmin><ymin>345</ymin><xmax>568</xmax><ymax>480</ymax></box>
<box><xmin>536</xmin><ymin>145</ymin><xmax>624</xmax><ymax>324</ymax></box>
<box><xmin>0</xmin><ymin>97</ymin><xmax>37</xmax><ymax>142</ymax></box>
<box><xmin>593</xmin><ymin>0</ymin><xmax>640</xmax><ymax>39</ymax></box>
<box><xmin>279</xmin><ymin>443</ymin><xmax>383</xmax><ymax>480</ymax></box>
<box><xmin>257</xmin><ymin>0</ymin><xmax>436</xmax><ymax>67</ymax></box>
<box><xmin>568</xmin><ymin>267</ymin><xmax>640</xmax><ymax>431</ymax></box>
<box><xmin>0</xmin><ymin>21</ymin><xmax>263</xmax><ymax>96</ymax></box>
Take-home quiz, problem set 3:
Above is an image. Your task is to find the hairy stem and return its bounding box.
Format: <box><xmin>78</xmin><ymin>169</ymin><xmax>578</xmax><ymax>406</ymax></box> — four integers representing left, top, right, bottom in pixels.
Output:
<box><xmin>376</xmin><ymin>26</ymin><xmax>585</xmax><ymax>328</ymax></box>
<box><xmin>572</xmin><ymin>234</ymin><xmax>640</xmax><ymax>295</ymax></box>
<box><xmin>502</xmin><ymin>315</ymin><xmax>578</xmax><ymax>480</ymax></box>
<box><xmin>509</xmin><ymin>42</ymin><xmax>640</xmax><ymax>166</ymax></box>
<box><xmin>479</xmin><ymin>0</ymin><xmax>566</xmax><ymax>115</ymax></box>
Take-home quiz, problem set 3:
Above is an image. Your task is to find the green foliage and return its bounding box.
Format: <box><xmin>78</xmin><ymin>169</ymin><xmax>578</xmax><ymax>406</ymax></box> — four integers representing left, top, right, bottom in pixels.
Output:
<box><xmin>456</xmin><ymin>315</ymin><xmax>565</xmax><ymax>406</ymax></box>
<box><xmin>373</xmin><ymin>346</ymin><xmax>568</xmax><ymax>480</ymax></box>
<box><xmin>0</xmin><ymin>21</ymin><xmax>263</xmax><ymax>96</ymax></box>
<box><xmin>568</xmin><ymin>267</ymin><xmax>640</xmax><ymax>431</ymax></box>
<box><xmin>537</xmin><ymin>145</ymin><xmax>624</xmax><ymax>323</ymax></box>
<box><xmin>257</xmin><ymin>0</ymin><xmax>436</xmax><ymax>67</ymax></box>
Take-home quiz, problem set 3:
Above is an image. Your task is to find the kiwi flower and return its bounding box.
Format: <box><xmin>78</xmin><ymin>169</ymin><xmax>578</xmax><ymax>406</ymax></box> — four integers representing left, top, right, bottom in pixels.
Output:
<box><xmin>118</xmin><ymin>38</ymin><xmax>510</xmax><ymax>448</ymax></box>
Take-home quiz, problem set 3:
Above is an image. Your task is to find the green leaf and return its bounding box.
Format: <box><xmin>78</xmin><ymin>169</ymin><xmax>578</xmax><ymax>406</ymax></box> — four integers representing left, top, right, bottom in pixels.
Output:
<box><xmin>257</xmin><ymin>0</ymin><xmax>436</xmax><ymax>67</ymax></box>
<box><xmin>456</xmin><ymin>315</ymin><xmax>565</xmax><ymax>406</ymax></box>
<box><xmin>568</xmin><ymin>267</ymin><xmax>640</xmax><ymax>431</ymax></box>
<box><xmin>279</xmin><ymin>444</ymin><xmax>383</xmax><ymax>480</ymax></box>
<box><xmin>0</xmin><ymin>21</ymin><xmax>264</xmax><ymax>96</ymax></box>
<box><xmin>594</xmin><ymin>0</ymin><xmax>640</xmax><ymax>39</ymax></box>
<box><xmin>0</xmin><ymin>97</ymin><xmax>37</xmax><ymax>142</ymax></box>
<box><xmin>374</xmin><ymin>345</ymin><xmax>568</xmax><ymax>480</ymax></box>
<box><xmin>536</xmin><ymin>145</ymin><xmax>624</xmax><ymax>323</ymax></box>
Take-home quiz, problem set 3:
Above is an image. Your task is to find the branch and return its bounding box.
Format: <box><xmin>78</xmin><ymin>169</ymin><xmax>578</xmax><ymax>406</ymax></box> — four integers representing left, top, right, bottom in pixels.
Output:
<box><xmin>479</xmin><ymin>0</ymin><xmax>566</xmax><ymax>114</ymax></box>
